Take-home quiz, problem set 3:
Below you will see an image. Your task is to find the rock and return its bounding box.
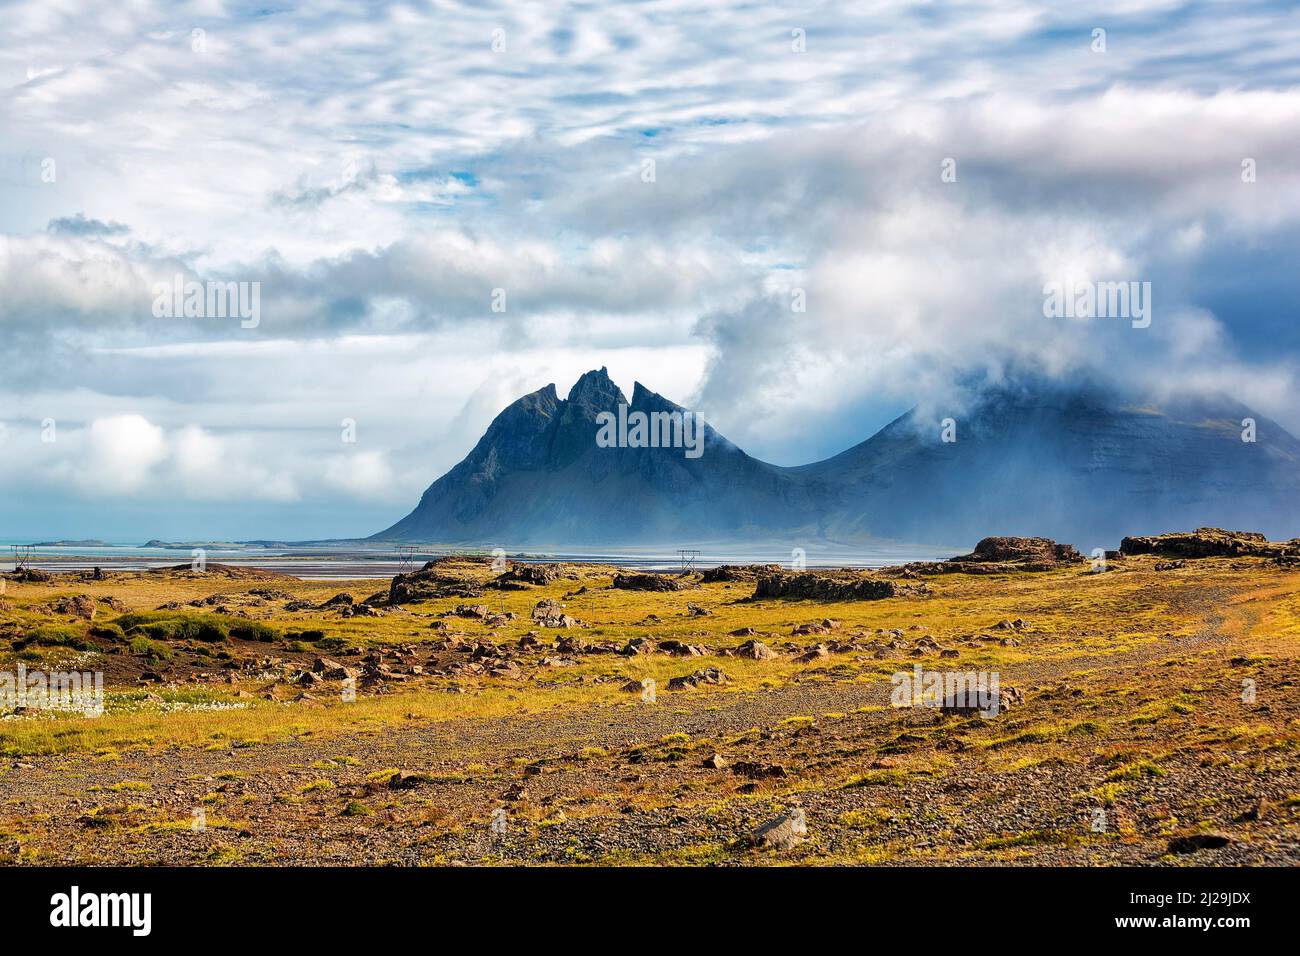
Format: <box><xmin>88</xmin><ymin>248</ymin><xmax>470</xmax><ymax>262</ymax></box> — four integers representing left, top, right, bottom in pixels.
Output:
<box><xmin>620</xmin><ymin>679</ymin><xmax>649</xmax><ymax>694</ymax></box>
<box><xmin>667</xmin><ymin>667</ymin><xmax>729</xmax><ymax>690</ymax></box>
<box><xmin>795</xmin><ymin>644</ymin><xmax>829</xmax><ymax>663</ymax></box>
<box><xmin>939</xmin><ymin>684</ymin><xmax>1023</xmax><ymax>716</ymax></box>
<box><xmin>502</xmin><ymin>783</ymin><xmax>529</xmax><ymax>802</ymax></box>
<box><xmin>889</xmin><ymin>537</ymin><xmax>1083</xmax><ymax>576</ymax></box>
<box><xmin>1121</xmin><ymin>528</ymin><xmax>1298</xmax><ymax>559</ymax></box>
<box><xmin>7</xmin><ymin>568</ymin><xmax>52</xmax><ymax>583</ymax></box>
<box><xmin>685</xmin><ymin>603</ymin><xmax>711</xmax><ymax>616</ymax></box>
<box><xmin>756</xmin><ymin>572</ymin><xmax>916</xmax><ymax>602</ymax></box>
<box><xmin>953</xmin><ymin>537</ymin><xmax>1082</xmax><ymax>564</ymax></box>
<box><xmin>531</xmin><ymin>598</ymin><xmax>579</xmax><ymax>628</ymax></box>
<box><xmin>993</xmin><ymin>618</ymin><xmax>1030</xmax><ymax>630</ymax></box>
<box><xmin>1235</xmin><ymin>799</ymin><xmax>1271</xmax><ymax>822</ymax></box>
<box><xmin>730</xmin><ymin>627</ymin><xmax>758</xmax><ymax>637</ymax></box>
<box><xmin>701</xmin><ymin>564</ymin><xmax>782</xmax><ymax>582</ymax></box>
<box><xmin>659</xmin><ymin>640</ymin><xmax>705</xmax><ymax>657</ymax></box>
<box><xmin>735</xmin><ymin>640</ymin><xmax>776</xmax><ymax>661</ymax></box>
<box><xmin>387</xmin><ymin>771</ymin><xmax>429</xmax><ymax>790</ymax></box>
<box><xmin>1154</xmin><ymin>560</ymin><xmax>1187</xmax><ymax>571</ymax></box>
<box><xmin>732</xmin><ymin>761</ymin><xmax>788</xmax><ymax>779</ymax></box>
<box><xmin>321</xmin><ymin>592</ymin><xmax>355</xmax><ymax>607</ymax></box>
<box><xmin>752</xmin><ymin>808</ymin><xmax>807</xmax><ymax>850</ymax></box>
<box><xmin>388</xmin><ymin>562</ymin><xmax>483</xmax><ymax>605</ymax></box>
<box><xmin>494</xmin><ymin>563</ymin><xmax>562</xmax><ymax>587</ymax></box>
<box><xmin>620</xmin><ymin>637</ymin><xmax>656</xmax><ymax>656</ymax></box>
<box><xmin>612</xmin><ymin>573</ymin><xmax>698</xmax><ymax>592</ymax></box>
<box><xmin>1167</xmin><ymin>832</ymin><xmax>1232</xmax><ymax>854</ymax></box>
<box><xmin>53</xmin><ymin>595</ymin><xmax>96</xmax><ymax>620</ymax></box>
<box><xmin>702</xmin><ymin>753</ymin><xmax>729</xmax><ymax>769</ymax></box>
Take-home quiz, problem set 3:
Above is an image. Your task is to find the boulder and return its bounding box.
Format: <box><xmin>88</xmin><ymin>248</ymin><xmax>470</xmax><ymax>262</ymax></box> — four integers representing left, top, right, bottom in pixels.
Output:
<box><xmin>735</xmin><ymin>640</ymin><xmax>776</xmax><ymax>661</ymax></box>
<box><xmin>752</xmin><ymin>808</ymin><xmax>808</xmax><ymax>850</ymax></box>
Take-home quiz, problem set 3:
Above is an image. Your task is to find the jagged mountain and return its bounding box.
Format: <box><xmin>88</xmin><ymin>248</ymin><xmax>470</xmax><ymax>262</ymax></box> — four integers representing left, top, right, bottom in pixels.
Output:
<box><xmin>376</xmin><ymin>369</ymin><xmax>821</xmax><ymax>545</ymax></box>
<box><xmin>373</xmin><ymin>369</ymin><xmax>1300</xmax><ymax>548</ymax></box>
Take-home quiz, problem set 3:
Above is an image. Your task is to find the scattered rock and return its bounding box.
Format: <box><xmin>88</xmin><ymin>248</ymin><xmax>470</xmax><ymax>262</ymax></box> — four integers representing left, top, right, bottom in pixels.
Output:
<box><xmin>795</xmin><ymin>644</ymin><xmax>830</xmax><ymax>663</ymax></box>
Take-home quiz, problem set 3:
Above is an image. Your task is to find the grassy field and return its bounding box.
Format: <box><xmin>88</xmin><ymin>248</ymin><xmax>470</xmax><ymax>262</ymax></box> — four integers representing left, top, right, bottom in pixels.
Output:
<box><xmin>1</xmin><ymin>554</ymin><xmax>1298</xmax><ymax>865</ymax></box>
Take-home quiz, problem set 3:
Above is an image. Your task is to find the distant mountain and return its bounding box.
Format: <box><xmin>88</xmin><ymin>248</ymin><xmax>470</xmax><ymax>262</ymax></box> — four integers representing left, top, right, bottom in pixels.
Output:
<box><xmin>373</xmin><ymin>368</ymin><xmax>1300</xmax><ymax>549</ymax></box>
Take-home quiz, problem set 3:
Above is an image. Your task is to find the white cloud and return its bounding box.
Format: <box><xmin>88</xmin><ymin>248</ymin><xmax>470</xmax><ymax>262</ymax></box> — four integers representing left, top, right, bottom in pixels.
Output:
<box><xmin>2</xmin><ymin>0</ymin><xmax>1300</xmax><ymax>533</ymax></box>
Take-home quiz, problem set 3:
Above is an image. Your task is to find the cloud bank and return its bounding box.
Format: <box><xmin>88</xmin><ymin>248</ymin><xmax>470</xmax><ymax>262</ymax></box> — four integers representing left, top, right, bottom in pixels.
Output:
<box><xmin>2</xmin><ymin>0</ymin><xmax>1299</xmax><ymax>537</ymax></box>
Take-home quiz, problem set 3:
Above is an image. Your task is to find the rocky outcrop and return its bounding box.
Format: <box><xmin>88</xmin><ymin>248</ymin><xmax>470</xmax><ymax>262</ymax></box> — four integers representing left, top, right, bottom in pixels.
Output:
<box><xmin>884</xmin><ymin>536</ymin><xmax>1084</xmax><ymax>576</ymax></box>
<box><xmin>531</xmin><ymin>599</ymin><xmax>578</xmax><ymax>628</ymax></box>
<box><xmin>752</xmin><ymin>572</ymin><xmax>923</xmax><ymax>601</ymax></box>
<box><xmin>1120</xmin><ymin>527</ymin><xmax>1300</xmax><ymax>559</ymax></box>
<box><xmin>492</xmin><ymin>563</ymin><xmax>564</xmax><ymax>587</ymax></box>
<box><xmin>951</xmin><ymin>536</ymin><xmax>1082</xmax><ymax>564</ymax></box>
<box><xmin>612</xmin><ymin>573</ymin><xmax>698</xmax><ymax>592</ymax></box>
<box><xmin>700</xmin><ymin>564</ymin><xmax>782</xmax><ymax>583</ymax></box>
<box><xmin>388</xmin><ymin>561</ymin><xmax>483</xmax><ymax>604</ymax></box>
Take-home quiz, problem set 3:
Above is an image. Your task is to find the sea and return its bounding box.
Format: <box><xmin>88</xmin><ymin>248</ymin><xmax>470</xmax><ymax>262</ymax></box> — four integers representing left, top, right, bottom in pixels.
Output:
<box><xmin>1</xmin><ymin>540</ymin><xmax>959</xmax><ymax>581</ymax></box>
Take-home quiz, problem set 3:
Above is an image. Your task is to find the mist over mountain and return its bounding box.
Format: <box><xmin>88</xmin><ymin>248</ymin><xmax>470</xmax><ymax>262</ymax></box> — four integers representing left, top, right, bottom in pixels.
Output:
<box><xmin>373</xmin><ymin>369</ymin><xmax>1300</xmax><ymax>550</ymax></box>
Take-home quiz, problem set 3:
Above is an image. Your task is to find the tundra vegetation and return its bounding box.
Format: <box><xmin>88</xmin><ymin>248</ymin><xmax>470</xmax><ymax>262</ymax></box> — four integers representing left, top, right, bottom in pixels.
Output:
<box><xmin>0</xmin><ymin>532</ymin><xmax>1297</xmax><ymax>866</ymax></box>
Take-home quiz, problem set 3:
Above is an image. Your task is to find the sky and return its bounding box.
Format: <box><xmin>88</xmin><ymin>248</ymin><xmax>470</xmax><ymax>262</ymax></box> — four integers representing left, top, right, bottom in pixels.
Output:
<box><xmin>2</xmin><ymin>0</ymin><xmax>1299</xmax><ymax>541</ymax></box>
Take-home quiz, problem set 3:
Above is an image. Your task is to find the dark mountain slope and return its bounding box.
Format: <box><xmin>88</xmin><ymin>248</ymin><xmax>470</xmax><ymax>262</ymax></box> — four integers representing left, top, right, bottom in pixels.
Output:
<box><xmin>374</xmin><ymin>371</ymin><xmax>1300</xmax><ymax>548</ymax></box>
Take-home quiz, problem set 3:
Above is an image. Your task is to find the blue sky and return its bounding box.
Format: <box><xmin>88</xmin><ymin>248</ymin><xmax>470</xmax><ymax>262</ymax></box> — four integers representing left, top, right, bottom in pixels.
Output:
<box><xmin>2</xmin><ymin>0</ymin><xmax>1299</xmax><ymax>540</ymax></box>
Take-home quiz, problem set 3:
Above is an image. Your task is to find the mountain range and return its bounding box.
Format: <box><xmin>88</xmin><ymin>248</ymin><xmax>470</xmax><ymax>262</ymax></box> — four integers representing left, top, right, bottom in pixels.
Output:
<box><xmin>372</xmin><ymin>368</ymin><xmax>1300</xmax><ymax>551</ymax></box>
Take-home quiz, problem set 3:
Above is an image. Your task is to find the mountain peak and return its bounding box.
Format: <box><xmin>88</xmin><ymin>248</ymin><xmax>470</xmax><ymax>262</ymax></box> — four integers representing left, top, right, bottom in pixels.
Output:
<box><xmin>373</xmin><ymin>376</ymin><xmax>1300</xmax><ymax>547</ymax></box>
<box><xmin>566</xmin><ymin>367</ymin><xmax>622</xmax><ymax>405</ymax></box>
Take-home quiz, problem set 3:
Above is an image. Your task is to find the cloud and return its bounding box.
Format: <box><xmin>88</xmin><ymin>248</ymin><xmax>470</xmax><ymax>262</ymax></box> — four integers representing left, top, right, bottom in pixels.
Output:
<box><xmin>2</xmin><ymin>0</ymin><xmax>1300</xmax><ymax>533</ymax></box>
<box><xmin>47</xmin><ymin>213</ymin><xmax>129</xmax><ymax>237</ymax></box>
<box><xmin>75</xmin><ymin>415</ymin><xmax>167</xmax><ymax>495</ymax></box>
